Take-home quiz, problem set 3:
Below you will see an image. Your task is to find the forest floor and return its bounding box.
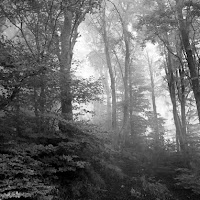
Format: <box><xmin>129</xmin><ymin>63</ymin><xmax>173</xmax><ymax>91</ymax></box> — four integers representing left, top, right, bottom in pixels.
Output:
<box><xmin>102</xmin><ymin>165</ymin><xmax>200</xmax><ymax>200</ymax></box>
<box><xmin>99</xmin><ymin>149</ymin><xmax>200</xmax><ymax>200</ymax></box>
<box><xmin>153</xmin><ymin>166</ymin><xmax>199</xmax><ymax>200</ymax></box>
<box><xmin>1</xmin><ymin>123</ymin><xmax>200</xmax><ymax>200</ymax></box>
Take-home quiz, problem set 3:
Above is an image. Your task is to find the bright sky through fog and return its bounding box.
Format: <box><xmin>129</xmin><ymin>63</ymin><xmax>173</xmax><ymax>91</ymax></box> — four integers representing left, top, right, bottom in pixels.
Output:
<box><xmin>145</xmin><ymin>43</ymin><xmax>159</xmax><ymax>59</ymax></box>
<box><xmin>74</xmin><ymin>26</ymin><xmax>95</xmax><ymax>78</ymax></box>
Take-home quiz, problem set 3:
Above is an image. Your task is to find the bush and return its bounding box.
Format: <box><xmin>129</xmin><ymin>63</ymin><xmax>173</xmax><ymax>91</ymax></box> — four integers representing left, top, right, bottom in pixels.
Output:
<box><xmin>176</xmin><ymin>168</ymin><xmax>200</xmax><ymax>195</ymax></box>
<box><xmin>0</xmin><ymin>121</ymin><xmax>119</xmax><ymax>200</ymax></box>
<box><xmin>129</xmin><ymin>176</ymin><xmax>172</xmax><ymax>200</ymax></box>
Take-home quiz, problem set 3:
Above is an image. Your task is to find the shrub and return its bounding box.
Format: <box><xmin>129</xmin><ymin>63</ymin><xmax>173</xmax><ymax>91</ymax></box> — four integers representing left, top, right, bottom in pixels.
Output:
<box><xmin>176</xmin><ymin>168</ymin><xmax>200</xmax><ymax>195</ymax></box>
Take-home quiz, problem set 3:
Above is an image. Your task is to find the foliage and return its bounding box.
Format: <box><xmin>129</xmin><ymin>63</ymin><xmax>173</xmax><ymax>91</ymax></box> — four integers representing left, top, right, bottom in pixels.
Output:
<box><xmin>0</xmin><ymin>144</ymin><xmax>55</xmax><ymax>199</ymax></box>
<box><xmin>0</xmin><ymin>0</ymin><xmax>103</xmax><ymax>121</ymax></box>
<box><xmin>175</xmin><ymin>160</ymin><xmax>200</xmax><ymax>195</ymax></box>
<box><xmin>138</xmin><ymin>176</ymin><xmax>172</xmax><ymax>200</ymax></box>
<box><xmin>0</xmin><ymin>118</ymin><xmax>183</xmax><ymax>200</ymax></box>
<box><xmin>72</xmin><ymin>76</ymin><xmax>103</xmax><ymax>104</ymax></box>
<box><xmin>0</xmin><ymin>120</ymin><xmax>131</xmax><ymax>200</ymax></box>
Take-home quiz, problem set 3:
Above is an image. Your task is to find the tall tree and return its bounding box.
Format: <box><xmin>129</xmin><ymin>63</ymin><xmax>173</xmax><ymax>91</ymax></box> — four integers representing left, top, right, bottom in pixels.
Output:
<box><xmin>0</xmin><ymin>0</ymin><xmax>102</xmax><ymax>122</ymax></box>
<box><xmin>55</xmin><ymin>0</ymin><xmax>102</xmax><ymax>120</ymax></box>
<box><xmin>146</xmin><ymin>52</ymin><xmax>160</xmax><ymax>145</ymax></box>
<box><xmin>175</xmin><ymin>0</ymin><xmax>200</xmax><ymax>122</ymax></box>
<box><xmin>101</xmin><ymin>2</ymin><xmax>117</xmax><ymax>132</ymax></box>
<box><xmin>138</xmin><ymin>0</ymin><xmax>191</xmax><ymax>153</ymax></box>
<box><xmin>85</xmin><ymin>1</ymin><xmax>118</xmax><ymax>142</ymax></box>
<box><xmin>109</xmin><ymin>0</ymin><xmax>132</xmax><ymax>144</ymax></box>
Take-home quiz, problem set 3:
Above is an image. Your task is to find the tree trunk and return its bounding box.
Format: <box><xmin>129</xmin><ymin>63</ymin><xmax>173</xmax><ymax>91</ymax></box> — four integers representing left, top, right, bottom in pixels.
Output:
<box><xmin>38</xmin><ymin>73</ymin><xmax>46</xmax><ymax>132</ymax></box>
<box><xmin>175</xmin><ymin>0</ymin><xmax>200</xmax><ymax>122</ymax></box>
<box><xmin>60</xmin><ymin>9</ymin><xmax>73</xmax><ymax>120</ymax></box>
<box><xmin>129</xmin><ymin>61</ymin><xmax>134</xmax><ymax>135</ymax></box>
<box><xmin>15</xmin><ymin>93</ymin><xmax>22</xmax><ymax>136</ymax></box>
<box><xmin>33</xmin><ymin>79</ymin><xmax>40</xmax><ymax>132</ymax></box>
<box><xmin>165</xmin><ymin>50</ymin><xmax>186</xmax><ymax>153</ymax></box>
<box><xmin>104</xmin><ymin>70</ymin><xmax>112</xmax><ymax>129</ymax></box>
<box><xmin>122</xmin><ymin>28</ymin><xmax>130</xmax><ymax>144</ymax></box>
<box><xmin>147</xmin><ymin>53</ymin><xmax>159</xmax><ymax>145</ymax></box>
<box><xmin>179</xmin><ymin>67</ymin><xmax>187</xmax><ymax>142</ymax></box>
<box><xmin>176</xmin><ymin>39</ymin><xmax>187</xmax><ymax>140</ymax></box>
<box><xmin>99</xmin><ymin>65</ymin><xmax>112</xmax><ymax>129</ymax></box>
<box><xmin>102</xmin><ymin>7</ymin><xmax>117</xmax><ymax>134</ymax></box>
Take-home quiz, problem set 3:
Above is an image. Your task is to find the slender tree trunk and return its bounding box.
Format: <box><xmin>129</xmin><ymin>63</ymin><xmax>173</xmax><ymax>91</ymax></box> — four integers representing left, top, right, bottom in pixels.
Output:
<box><xmin>15</xmin><ymin>94</ymin><xmax>22</xmax><ymax>136</ymax></box>
<box><xmin>176</xmin><ymin>0</ymin><xmax>200</xmax><ymax>122</ymax></box>
<box><xmin>176</xmin><ymin>40</ymin><xmax>187</xmax><ymax>141</ymax></box>
<box><xmin>99</xmin><ymin>66</ymin><xmax>112</xmax><ymax>129</ymax></box>
<box><xmin>179</xmin><ymin>69</ymin><xmax>188</xmax><ymax>154</ymax></box>
<box><xmin>122</xmin><ymin>28</ymin><xmax>130</xmax><ymax>144</ymax></box>
<box><xmin>104</xmin><ymin>71</ymin><xmax>112</xmax><ymax>129</ymax></box>
<box><xmin>102</xmin><ymin>7</ymin><xmax>117</xmax><ymax>134</ymax></box>
<box><xmin>176</xmin><ymin>43</ymin><xmax>188</xmax><ymax>158</ymax></box>
<box><xmin>39</xmin><ymin>73</ymin><xmax>46</xmax><ymax>132</ymax></box>
<box><xmin>179</xmin><ymin>67</ymin><xmax>187</xmax><ymax>141</ymax></box>
<box><xmin>147</xmin><ymin>54</ymin><xmax>159</xmax><ymax>144</ymax></box>
<box><xmin>166</xmin><ymin>63</ymin><xmax>181</xmax><ymax>152</ymax></box>
<box><xmin>129</xmin><ymin>62</ymin><xmax>134</xmax><ymax>135</ymax></box>
<box><xmin>39</xmin><ymin>74</ymin><xmax>46</xmax><ymax>114</ymax></box>
<box><xmin>177</xmin><ymin>66</ymin><xmax>187</xmax><ymax>146</ymax></box>
<box><xmin>165</xmin><ymin>50</ymin><xmax>186</xmax><ymax>153</ymax></box>
<box><xmin>33</xmin><ymin>80</ymin><xmax>40</xmax><ymax>132</ymax></box>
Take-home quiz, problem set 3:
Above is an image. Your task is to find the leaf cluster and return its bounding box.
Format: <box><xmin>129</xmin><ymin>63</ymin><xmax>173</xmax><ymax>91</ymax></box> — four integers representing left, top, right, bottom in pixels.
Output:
<box><xmin>72</xmin><ymin>76</ymin><xmax>103</xmax><ymax>104</ymax></box>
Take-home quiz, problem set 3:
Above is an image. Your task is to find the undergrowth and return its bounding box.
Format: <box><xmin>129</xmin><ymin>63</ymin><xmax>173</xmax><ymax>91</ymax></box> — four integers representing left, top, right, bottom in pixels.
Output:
<box><xmin>0</xmin><ymin>121</ymin><xmax>177</xmax><ymax>200</ymax></box>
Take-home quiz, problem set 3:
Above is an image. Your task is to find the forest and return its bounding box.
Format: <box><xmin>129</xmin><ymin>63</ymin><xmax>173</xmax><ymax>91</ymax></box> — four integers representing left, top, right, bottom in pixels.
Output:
<box><xmin>0</xmin><ymin>0</ymin><xmax>200</xmax><ymax>199</ymax></box>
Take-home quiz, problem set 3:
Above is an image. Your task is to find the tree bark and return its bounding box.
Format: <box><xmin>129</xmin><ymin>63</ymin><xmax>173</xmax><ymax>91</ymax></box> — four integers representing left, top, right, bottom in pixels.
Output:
<box><xmin>129</xmin><ymin>61</ymin><xmax>134</xmax><ymax>135</ymax></box>
<box><xmin>179</xmin><ymin>67</ymin><xmax>187</xmax><ymax>142</ymax></box>
<box><xmin>60</xmin><ymin>9</ymin><xmax>73</xmax><ymax>120</ymax></box>
<box><xmin>121</xmin><ymin>27</ymin><xmax>130</xmax><ymax>145</ymax></box>
<box><xmin>176</xmin><ymin>43</ymin><xmax>187</xmax><ymax>145</ymax></box>
<box><xmin>165</xmin><ymin>50</ymin><xmax>186</xmax><ymax>153</ymax></box>
<box><xmin>38</xmin><ymin>73</ymin><xmax>46</xmax><ymax>132</ymax></box>
<box><xmin>15</xmin><ymin>93</ymin><xmax>22</xmax><ymax>136</ymax></box>
<box><xmin>98</xmin><ymin>65</ymin><xmax>112</xmax><ymax>129</ymax></box>
<box><xmin>175</xmin><ymin>0</ymin><xmax>200</xmax><ymax>122</ymax></box>
<box><xmin>104</xmin><ymin>70</ymin><xmax>112</xmax><ymax>129</ymax></box>
<box><xmin>33</xmin><ymin>82</ymin><xmax>40</xmax><ymax>131</ymax></box>
<box><xmin>102</xmin><ymin>7</ymin><xmax>117</xmax><ymax>133</ymax></box>
<box><xmin>146</xmin><ymin>53</ymin><xmax>159</xmax><ymax>144</ymax></box>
